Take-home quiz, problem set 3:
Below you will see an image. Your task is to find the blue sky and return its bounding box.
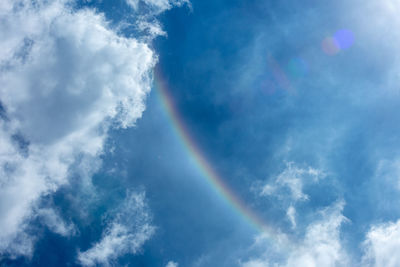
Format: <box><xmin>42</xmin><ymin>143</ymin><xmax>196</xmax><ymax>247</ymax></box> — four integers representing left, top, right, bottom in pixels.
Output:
<box><xmin>1</xmin><ymin>0</ymin><xmax>400</xmax><ymax>266</ymax></box>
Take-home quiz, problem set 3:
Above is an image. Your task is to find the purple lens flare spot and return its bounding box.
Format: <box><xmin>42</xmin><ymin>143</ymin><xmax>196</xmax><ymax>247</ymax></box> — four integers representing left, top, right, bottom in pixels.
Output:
<box><xmin>334</xmin><ymin>29</ymin><xmax>354</xmax><ymax>50</ymax></box>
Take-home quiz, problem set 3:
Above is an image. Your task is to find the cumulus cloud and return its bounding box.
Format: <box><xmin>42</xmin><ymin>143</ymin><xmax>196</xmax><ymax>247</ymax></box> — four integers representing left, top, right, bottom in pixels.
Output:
<box><xmin>0</xmin><ymin>0</ymin><xmax>159</xmax><ymax>257</ymax></box>
<box><xmin>242</xmin><ymin>201</ymin><xmax>349</xmax><ymax>267</ymax></box>
<box><xmin>362</xmin><ymin>219</ymin><xmax>400</xmax><ymax>267</ymax></box>
<box><xmin>78</xmin><ymin>192</ymin><xmax>155</xmax><ymax>266</ymax></box>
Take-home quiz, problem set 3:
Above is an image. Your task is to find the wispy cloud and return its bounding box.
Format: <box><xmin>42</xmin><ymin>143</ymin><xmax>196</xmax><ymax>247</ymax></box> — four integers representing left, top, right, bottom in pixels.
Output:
<box><xmin>37</xmin><ymin>208</ymin><xmax>76</xmax><ymax>237</ymax></box>
<box><xmin>78</xmin><ymin>192</ymin><xmax>155</xmax><ymax>266</ymax></box>
<box><xmin>126</xmin><ymin>0</ymin><xmax>190</xmax><ymax>13</ymax></box>
<box><xmin>253</xmin><ymin>162</ymin><xmax>326</xmax><ymax>230</ymax></box>
<box><xmin>286</xmin><ymin>206</ymin><xmax>296</xmax><ymax>229</ymax></box>
<box><xmin>258</xmin><ymin>162</ymin><xmax>325</xmax><ymax>202</ymax></box>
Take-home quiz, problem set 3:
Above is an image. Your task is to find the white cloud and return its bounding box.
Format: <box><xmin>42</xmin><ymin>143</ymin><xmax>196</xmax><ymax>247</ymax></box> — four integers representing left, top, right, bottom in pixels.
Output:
<box><xmin>284</xmin><ymin>202</ymin><xmax>349</xmax><ymax>267</ymax></box>
<box><xmin>78</xmin><ymin>192</ymin><xmax>155</xmax><ymax>266</ymax></box>
<box><xmin>0</xmin><ymin>0</ymin><xmax>159</xmax><ymax>257</ymax></box>
<box><xmin>246</xmin><ymin>160</ymin><xmax>400</xmax><ymax>267</ymax></box>
<box><xmin>363</xmin><ymin>219</ymin><xmax>400</xmax><ymax>267</ymax></box>
<box><xmin>166</xmin><ymin>261</ymin><xmax>179</xmax><ymax>267</ymax></box>
<box><xmin>242</xmin><ymin>201</ymin><xmax>349</xmax><ymax>267</ymax></box>
<box><xmin>258</xmin><ymin>162</ymin><xmax>325</xmax><ymax>202</ymax></box>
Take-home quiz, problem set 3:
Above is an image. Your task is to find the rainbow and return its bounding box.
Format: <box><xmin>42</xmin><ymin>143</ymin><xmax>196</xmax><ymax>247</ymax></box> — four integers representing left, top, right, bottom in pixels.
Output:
<box><xmin>153</xmin><ymin>66</ymin><xmax>282</xmax><ymax>240</ymax></box>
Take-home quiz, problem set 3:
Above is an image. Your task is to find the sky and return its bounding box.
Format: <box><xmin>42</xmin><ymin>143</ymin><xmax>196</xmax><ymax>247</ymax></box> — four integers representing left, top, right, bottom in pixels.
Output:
<box><xmin>1</xmin><ymin>0</ymin><xmax>400</xmax><ymax>266</ymax></box>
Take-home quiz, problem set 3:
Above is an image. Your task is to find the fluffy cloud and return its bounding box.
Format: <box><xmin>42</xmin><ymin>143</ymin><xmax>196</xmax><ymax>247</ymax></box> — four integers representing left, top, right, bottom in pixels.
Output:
<box><xmin>242</xmin><ymin>201</ymin><xmax>349</xmax><ymax>267</ymax></box>
<box><xmin>363</xmin><ymin>219</ymin><xmax>400</xmax><ymax>267</ymax></box>
<box><xmin>78</xmin><ymin>192</ymin><xmax>155</xmax><ymax>266</ymax></box>
<box><xmin>0</xmin><ymin>0</ymin><xmax>157</xmax><ymax>257</ymax></box>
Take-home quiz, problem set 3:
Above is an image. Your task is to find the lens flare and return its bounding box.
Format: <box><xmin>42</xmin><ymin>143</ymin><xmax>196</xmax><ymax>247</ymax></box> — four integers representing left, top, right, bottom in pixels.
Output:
<box><xmin>334</xmin><ymin>29</ymin><xmax>354</xmax><ymax>50</ymax></box>
<box><xmin>322</xmin><ymin>37</ymin><xmax>340</xmax><ymax>55</ymax></box>
<box><xmin>322</xmin><ymin>29</ymin><xmax>354</xmax><ymax>55</ymax></box>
